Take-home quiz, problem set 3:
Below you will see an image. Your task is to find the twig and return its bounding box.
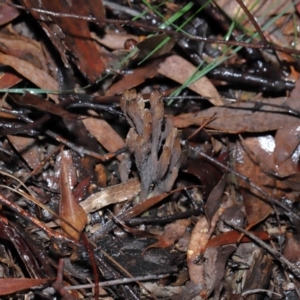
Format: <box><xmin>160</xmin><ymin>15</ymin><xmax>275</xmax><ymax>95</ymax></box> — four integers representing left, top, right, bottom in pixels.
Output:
<box><xmin>241</xmin><ymin>288</ymin><xmax>282</xmax><ymax>298</ymax></box>
<box><xmin>235</xmin><ymin>0</ymin><xmax>268</xmax><ymax>45</ymax></box>
<box><xmin>64</xmin><ymin>274</ymin><xmax>169</xmax><ymax>290</ymax></box>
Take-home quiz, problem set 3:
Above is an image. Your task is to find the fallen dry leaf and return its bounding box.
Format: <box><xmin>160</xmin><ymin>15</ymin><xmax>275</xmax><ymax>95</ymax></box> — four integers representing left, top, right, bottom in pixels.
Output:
<box><xmin>187</xmin><ymin>216</ymin><xmax>209</xmax><ymax>285</ymax></box>
<box><xmin>173</xmin><ymin>97</ymin><xmax>300</xmax><ymax>132</ymax></box>
<box><xmin>60</xmin><ymin>150</ymin><xmax>87</xmax><ymax>241</ymax></box>
<box><xmin>82</xmin><ymin>117</ymin><xmax>126</xmax><ymax>161</ymax></box>
<box><xmin>158</xmin><ymin>55</ymin><xmax>223</xmax><ymax>106</ymax></box>
<box><xmin>0</xmin><ymin>3</ymin><xmax>19</xmax><ymax>26</ymax></box>
<box><xmin>8</xmin><ymin>135</ymin><xmax>41</xmax><ymax>169</ymax></box>
<box><xmin>236</xmin><ymin>140</ymin><xmax>273</xmax><ymax>227</ymax></box>
<box><xmin>143</xmin><ymin>219</ymin><xmax>191</xmax><ymax>253</ymax></box>
<box><xmin>207</xmin><ymin>230</ymin><xmax>271</xmax><ymax>248</ymax></box>
<box><xmin>80</xmin><ymin>178</ymin><xmax>141</xmax><ymax>214</ymax></box>
<box><xmin>0</xmin><ymin>53</ymin><xmax>59</xmax><ymax>103</ymax></box>
<box><xmin>0</xmin><ymin>30</ymin><xmax>48</xmax><ymax>70</ymax></box>
<box><xmin>20</xmin><ymin>0</ymin><xmax>106</xmax><ymax>82</ymax></box>
<box><xmin>0</xmin><ymin>278</ymin><xmax>50</xmax><ymax>296</ymax></box>
<box><xmin>106</xmin><ymin>59</ymin><xmax>161</xmax><ymax>96</ymax></box>
<box><xmin>274</xmin><ymin>124</ymin><xmax>300</xmax><ymax>166</ymax></box>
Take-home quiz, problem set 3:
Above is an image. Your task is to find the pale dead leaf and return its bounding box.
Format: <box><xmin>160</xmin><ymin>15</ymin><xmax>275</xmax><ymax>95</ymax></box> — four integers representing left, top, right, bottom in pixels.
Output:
<box><xmin>187</xmin><ymin>216</ymin><xmax>209</xmax><ymax>285</ymax></box>
<box><xmin>80</xmin><ymin>178</ymin><xmax>141</xmax><ymax>214</ymax></box>
<box><xmin>0</xmin><ymin>32</ymin><xmax>48</xmax><ymax>70</ymax></box>
<box><xmin>60</xmin><ymin>150</ymin><xmax>87</xmax><ymax>241</ymax></box>
<box><xmin>0</xmin><ymin>278</ymin><xmax>50</xmax><ymax>296</ymax></box>
<box><xmin>8</xmin><ymin>135</ymin><xmax>41</xmax><ymax>169</ymax></box>
<box><xmin>143</xmin><ymin>219</ymin><xmax>191</xmax><ymax>253</ymax></box>
<box><xmin>158</xmin><ymin>55</ymin><xmax>223</xmax><ymax>106</ymax></box>
<box><xmin>236</xmin><ymin>140</ymin><xmax>273</xmax><ymax>227</ymax></box>
<box><xmin>0</xmin><ymin>53</ymin><xmax>58</xmax><ymax>103</ymax></box>
<box><xmin>173</xmin><ymin>97</ymin><xmax>300</xmax><ymax>132</ymax></box>
<box><xmin>82</xmin><ymin>117</ymin><xmax>126</xmax><ymax>161</ymax></box>
<box><xmin>274</xmin><ymin>125</ymin><xmax>300</xmax><ymax>166</ymax></box>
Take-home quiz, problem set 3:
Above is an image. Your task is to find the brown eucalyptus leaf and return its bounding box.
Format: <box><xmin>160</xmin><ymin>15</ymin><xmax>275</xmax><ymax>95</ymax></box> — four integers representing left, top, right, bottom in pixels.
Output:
<box><xmin>236</xmin><ymin>141</ymin><xmax>273</xmax><ymax>227</ymax></box>
<box><xmin>182</xmin><ymin>157</ymin><xmax>223</xmax><ymax>198</ymax></box>
<box><xmin>215</xmin><ymin>0</ymin><xmax>294</xmax><ymax>30</ymax></box>
<box><xmin>283</xmin><ymin>232</ymin><xmax>300</xmax><ymax>264</ymax></box>
<box><xmin>143</xmin><ymin>219</ymin><xmax>191</xmax><ymax>253</ymax></box>
<box><xmin>0</xmin><ymin>278</ymin><xmax>50</xmax><ymax>296</ymax></box>
<box><xmin>91</xmin><ymin>30</ymin><xmax>138</xmax><ymax>50</ymax></box>
<box><xmin>244</xmin><ymin>135</ymin><xmax>297</xmax><ymax>177</ymax></box>
<box><xmin>0</xmin><ymin>53</ymin><xmax>59</xmax><ymax>103</ymax></box>
<box><xmin>80</xmin><ymin>178</ymin><xmax>141</xmax><ymax>214</ymax></box>
<box><xmin>123</xmin><ymin>187</ymin><xmax>187</xmax><ymax>220</ymax></box>
<box><xmin>20</xmin><ymin>0</ymin><xmax>106</xmax><ymax>82</ymax></box>
<box><xmin>0</xmin><ymin>72</ymin><xmax>22</xmax><ymax>89</ymax></box>
<box><xmin>136</xmin><ymin>34</ymin><xmax>176</xmax><ymax>60</ymax></box>
<box><xmin>187</xmin><ymin>216</ymin><xmax>209</xmax><ymax>285</ymax></box>
<box><xmin>158</xmin><ymin>55</ymin><xmax>223</xmax><ymax>106</ymax></box>
<box><xmin>106</xmin><ymin>59</ymin><xmax>161</xmax><ymax>96</ymax></box>
<box><xmin>205</xmin><ymin>174</ymin><xmax>227</xmax><ymax>225</ymax></box>
<box><xmin>0</xmin><ymin>3</ymin><xmax>20</xmax><ymax>25</ymax></box>
<box><xmin>274</xmin><ymin>124</ymin><xmax>300</xmax><ymax>166</ymax></box>
<box><xmin>60</xmin><ymin>150</ymin><xmax>87</xmax><ymax>241</ymax></box>
<box><xmin>277</xmin><ymin>172</ymin><xmax>300</xmax><ymax>191</ymax></box>
<box><xmin>207</xmin><ymin>230</ymin><xmax>271</xmax><ymax>248</ymax></box>
<box><xmin>14</xmin><ymin>93</ymin><xmax>79</xmax><ymax>120</ymax></box>
<box><xmin>173</xmin><ymin>97</ymin><xmax>300</xmax><ymax>132</ymax></box>
<box><xmin>82</xmin><ymin>117</ymin><xmax>126</xmax><ymax>161</ymax></box>
<box><xmin>8</xmin><ymin>135</ymin><xmax>41</xmax><ymax>169</ymax></box>
<box><xmin>0</xmin><ymin>31</ymin><xmax>47</xmax><ymax>70</ymax></box>
<box><xmin>204</xmin><ymin>246</ymin><xmax>236</xmax><ymax>298</ymax></box>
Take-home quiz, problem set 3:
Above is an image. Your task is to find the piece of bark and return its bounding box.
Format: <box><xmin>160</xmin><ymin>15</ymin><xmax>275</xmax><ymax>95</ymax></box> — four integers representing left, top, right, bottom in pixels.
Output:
<box><xmin>242</xmin><ymin>249</ymin><xmax>273</xmax><ymax>300</ymax></box>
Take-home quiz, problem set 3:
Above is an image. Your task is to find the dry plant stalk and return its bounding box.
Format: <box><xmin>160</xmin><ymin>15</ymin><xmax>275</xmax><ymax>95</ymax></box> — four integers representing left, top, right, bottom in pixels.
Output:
<box><xmin>121</xmin><ymin>89</ymin><xmax>181</xmax><ymax>201</ymax></box>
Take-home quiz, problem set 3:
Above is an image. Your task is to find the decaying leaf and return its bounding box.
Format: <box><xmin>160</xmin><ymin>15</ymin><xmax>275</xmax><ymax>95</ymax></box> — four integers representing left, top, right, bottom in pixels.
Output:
<box><xmin>82</xmin><ymin>117</ymin><xmax>126</xmax><ymax>161</ymax></box>
<box><xmin>241</xmin><ymin>249</ymin><xmax>273</xmax><ymax>298</ymax></box>
<box><xmin>143</xmin><ymin>219</ymin><xmax>191</xmax><ymax>253</ymax></box>
<box><xmin>187</xmin><ymin>216</ymin><xmax>209</xmax><ymax>285</ymax></box>
<box><xmin>0</xmin><ymin>53</ymin><xmax>59</xmax><ymax>103</ymax></box>
<box><xmin>173</xmin><ymin>97</ymin><xmax>300</xmax><ymax>133</ymax></box>
<box><xmin>12</xmin><ymin>93</ymin><xmax>79</xmax><ymax>120</ymax></box>
<box><xmin>80</xmin><ymin>178</ymin><xmax>141</xmax><ymax>214</ymax></box>
<box><xmin>158</xmin><ymin>55</ymin><xmax>223</xmax><ymax>106</ymax></box>
<box><xmin>0</xmin><ymin>3</ymin><xmax>19</xmax><ymax>26</ymax></box>
<box><xmin>236</xmin><ymin>140</ymin><xmax>273</xmax><ymax>227</ymax></box>
<box><xmin>8</xmin><ymin>135</ymin><xmax>41</xmax><ymax>169</ymax></box>
<box><xmin>274</xmin><ymin>124</ymin><xmax>300</xmax><ymax>166</ymax></box>
<box><xmin>0</xmin><ymin>29</ymin><xmax>48</xmax><ymax>70</ymax></box>
<box><xmin>59</xmin><ymin>150</ymin><xmax>87</xmax><ymax>241</ymax></box>
<box><xmin>205</xmin><ymin>174</ymin><xmax>227</xmax><ymax>225</ymax></box>
<box><xmin>121</xmin><ymin>89</ymin><xmax>181</xmax><ymax>200</ymax></box>
<box><xmin>106</xmin><ymin>59</ymin><xmax>161</xmax><ymax>96</ymax></box>
<box><xmin>207</xmin><ymin>230</ymin><xmax>271</xmax><ymax>248</ymax></box>
<box><xmin>0</xmin><ymin>278</ymin><xmax>50</xmax><ymax>296</ymax></box>
<box><xmin>20</xmin><ymin>0</ymin><xmax>107</xmax><ymax>82</ymax></box>
<box><xmin>204</xmin><ymin>246</ymin><xmax>236</xmax><ymax>298</ymax></box>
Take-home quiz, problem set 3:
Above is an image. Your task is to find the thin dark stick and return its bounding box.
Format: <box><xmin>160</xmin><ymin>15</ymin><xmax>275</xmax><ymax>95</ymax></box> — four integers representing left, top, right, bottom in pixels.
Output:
<box><xmin>235</xmin><ymin>0</ymin><xmax>268</xmax><ymax>45</ymax></box>
<box><xmin>65</xmin><ymin>274</ymin><xmax>168</xmax><ymax>290</ymax></box>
